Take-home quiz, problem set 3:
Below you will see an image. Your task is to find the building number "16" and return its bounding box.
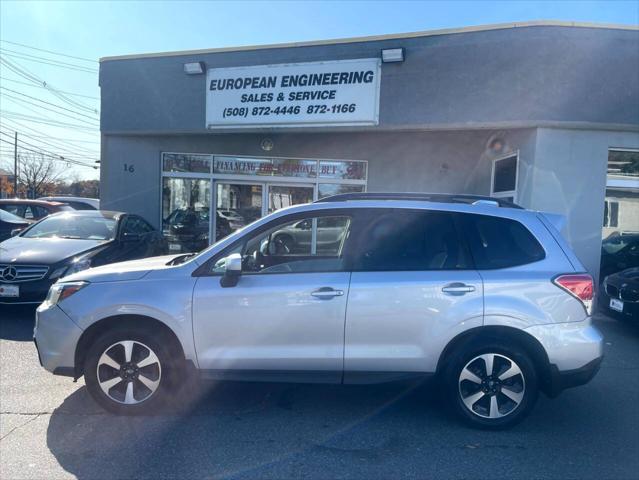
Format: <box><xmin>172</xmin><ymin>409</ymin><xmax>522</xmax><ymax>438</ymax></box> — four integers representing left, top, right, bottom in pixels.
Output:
<box><xmin>123</xmin><ymin>164</ymin><xmax>135</xmax><ymax>173</ymax></box>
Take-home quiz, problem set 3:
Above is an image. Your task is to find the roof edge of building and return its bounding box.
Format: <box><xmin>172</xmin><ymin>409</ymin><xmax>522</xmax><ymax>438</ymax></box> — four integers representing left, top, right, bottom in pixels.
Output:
<box><xmin>99</xmin><ymin>20</ymin><xmax>639</xmax><ymax>63</ymax></box>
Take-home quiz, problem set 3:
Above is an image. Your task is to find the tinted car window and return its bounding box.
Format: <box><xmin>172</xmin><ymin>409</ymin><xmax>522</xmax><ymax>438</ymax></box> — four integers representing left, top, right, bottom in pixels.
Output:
<box><xmin>464</xmin><ymin>214</ymin><xmax>545</xmax><ymax>269</ymax></box>
<box><xmin>354</xmin><ymin>210</ymin><xmax>469</xmax><ymax>271</ymax></box>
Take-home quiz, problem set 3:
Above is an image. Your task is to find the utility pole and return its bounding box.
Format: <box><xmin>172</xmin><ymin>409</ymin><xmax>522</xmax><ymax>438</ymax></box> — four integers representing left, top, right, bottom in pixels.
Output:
<box><xmin>13</xmin><ymin>131</ymin><xmax>18</xmax><ymax>197</ymax></box>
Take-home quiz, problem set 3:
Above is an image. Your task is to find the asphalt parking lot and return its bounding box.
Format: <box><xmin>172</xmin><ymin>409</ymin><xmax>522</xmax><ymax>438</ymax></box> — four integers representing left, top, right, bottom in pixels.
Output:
<box><xmin>1</xmin><ymin>308</ymin><xmax>638</xmax><ymax>480</ymax></box>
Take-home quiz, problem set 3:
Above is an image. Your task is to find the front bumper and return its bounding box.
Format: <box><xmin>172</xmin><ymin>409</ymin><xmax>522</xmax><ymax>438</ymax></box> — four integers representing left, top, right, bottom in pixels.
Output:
<box><xmin>598</xmin><ymin>289</ymin><xmax>639</xmax><ymax>322</ymax></box>
<box><xmin>33</xmin><ymin>303</ymin><xmax>83</xmax><ymax>375</ymax></box>
<box><xmin>0</xmin><ymin>278</ymin><xmax>53</xmax><ymax>304</ymax></box>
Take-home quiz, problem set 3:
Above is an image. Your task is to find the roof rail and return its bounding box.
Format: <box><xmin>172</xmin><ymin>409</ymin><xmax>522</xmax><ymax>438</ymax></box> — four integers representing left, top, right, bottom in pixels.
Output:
<box><xmin>314</xmin><ymin>192</ymin><xmax>523</xmax><ymax>209</ymax></box>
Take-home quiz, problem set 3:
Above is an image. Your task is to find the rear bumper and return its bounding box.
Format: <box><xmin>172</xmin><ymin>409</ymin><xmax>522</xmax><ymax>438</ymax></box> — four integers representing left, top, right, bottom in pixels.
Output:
<box><xmin>547</xmin><ymin>356</ymin><xmax>603</xmax><ymax>397</ymax></box>
<box><xmin>525</xmin><ymin>318</ymin><xmax>604</xmax><ymax>396</ymax></box>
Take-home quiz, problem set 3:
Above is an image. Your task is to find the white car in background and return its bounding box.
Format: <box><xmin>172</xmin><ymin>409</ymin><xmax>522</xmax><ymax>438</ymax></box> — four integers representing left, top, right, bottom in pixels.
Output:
<box><xmin>39</xmin><ymin>196</ymin><xmax>100</xmax><ymax>211</ymax></box>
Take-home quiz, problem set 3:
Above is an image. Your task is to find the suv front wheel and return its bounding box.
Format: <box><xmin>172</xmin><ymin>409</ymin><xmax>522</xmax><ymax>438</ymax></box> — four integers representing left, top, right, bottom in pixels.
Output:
<box><xmin>446</xmin><ymin>343</ymin><xmax>539</xmax><ymax>429</ymax></box>
<box><xmin>84</xmin><ymin>327</ymin><xmax>176</xmax><ymax>414</ymax></box>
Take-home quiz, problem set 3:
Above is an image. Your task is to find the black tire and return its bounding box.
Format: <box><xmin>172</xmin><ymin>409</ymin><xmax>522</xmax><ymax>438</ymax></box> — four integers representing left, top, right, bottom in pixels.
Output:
<box><xmin>84</xmin><ymin>326</ymin><xmax>180</xmax><ymax>415</ymax></box>
<box><xmin>444</xmin><ymin>342</ymin><xmax>539</xmax><ymax>429</ymax></box>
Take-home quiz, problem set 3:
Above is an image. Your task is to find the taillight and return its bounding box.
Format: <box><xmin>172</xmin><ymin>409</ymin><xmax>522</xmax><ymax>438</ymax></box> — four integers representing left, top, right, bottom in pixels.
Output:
<box><xmin>553</xmin><ymin>274</ymin><xmax>594</xmax><ymax>315</ymax></box>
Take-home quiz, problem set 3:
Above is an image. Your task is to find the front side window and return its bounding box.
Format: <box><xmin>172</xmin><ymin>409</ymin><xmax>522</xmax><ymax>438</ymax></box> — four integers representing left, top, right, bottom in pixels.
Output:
<box><xmin>353</xmin><ymin>210</ymin><xmax>469</xmax><ymax>271</ymax></box>
<box><xmin>464</xmin><ymin>214</ymin><xmax>545</xmax><ymax>269</ymax></box>
<box><xmin>214</xmin><ymin>214</ymin><xmax>352</xmax><ymax>274</ymax></box>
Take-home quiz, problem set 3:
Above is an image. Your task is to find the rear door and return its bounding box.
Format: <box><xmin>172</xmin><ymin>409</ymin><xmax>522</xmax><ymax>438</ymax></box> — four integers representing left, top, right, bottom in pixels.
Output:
<box><xmin>344</xmin><ymin>208</ymin><xmax>484</xmax><ymax>380</ymax></box>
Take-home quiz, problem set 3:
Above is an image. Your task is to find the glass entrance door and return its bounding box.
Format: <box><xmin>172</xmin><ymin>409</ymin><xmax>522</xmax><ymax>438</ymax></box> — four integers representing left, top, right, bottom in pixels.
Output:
<box><xmin>215</xmin><ymin>182</ymin><xmax>263</xmax><ymax>240</ymax></box>
<box><xmin>267</xmin><ymin>184</ymin><xmax>314</xmax><ymax>213</ymax></box>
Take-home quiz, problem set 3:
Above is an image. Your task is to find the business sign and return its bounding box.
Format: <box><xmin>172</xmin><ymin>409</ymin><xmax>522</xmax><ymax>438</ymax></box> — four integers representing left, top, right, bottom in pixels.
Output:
<box><xmin>205</xmin><ymin>58</ymin><xmax>381</xmax><ymax>128</ymax></box>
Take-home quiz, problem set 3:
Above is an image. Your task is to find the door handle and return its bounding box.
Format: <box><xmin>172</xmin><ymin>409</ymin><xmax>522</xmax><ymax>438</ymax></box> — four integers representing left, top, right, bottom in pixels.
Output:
<box><xmin>442</xmin><ymin>283</ymin><xmax>476</xmax><ymax>295</ymax></box>
<box><xmin>311</xmin><ymin>287</ymin><xmax>344</xmax><ymax>299</ymax></box>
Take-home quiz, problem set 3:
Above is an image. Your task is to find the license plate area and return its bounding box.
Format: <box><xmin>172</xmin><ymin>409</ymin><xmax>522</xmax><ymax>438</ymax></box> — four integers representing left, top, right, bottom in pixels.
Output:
<box><xmin>0</xmin><ymin>284</ymin><xmax>19</xmax><ymax>297</ymax></box>
<box><xmin>610</xmin><ymin>298</ymin><xmax>624</xmax><ymax>312</ymax></box>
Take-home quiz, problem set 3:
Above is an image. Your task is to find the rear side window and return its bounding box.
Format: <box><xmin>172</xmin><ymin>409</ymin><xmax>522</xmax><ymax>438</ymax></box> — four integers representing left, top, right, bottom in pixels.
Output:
<box><xmin>353</xmin><ymin>210</ymin><xmax>470</xmax><ymax>271</ymax></box>
<box><xmin>464</xmin><ymin>214</ymin><xmax>545</xmax><ymax>269</ymax></box>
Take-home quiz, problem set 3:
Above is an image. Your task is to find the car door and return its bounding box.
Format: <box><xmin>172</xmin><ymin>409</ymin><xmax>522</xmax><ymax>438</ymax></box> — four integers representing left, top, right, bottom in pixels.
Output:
<box><xmin>192</xmin><ymin>210</ymin><xmax>359</xmax><ymax>382</ymax></box>
<box><xmin>344</xmin><ymin>208</ymin><xmax>484</xmax><ymax>381</ymax></box>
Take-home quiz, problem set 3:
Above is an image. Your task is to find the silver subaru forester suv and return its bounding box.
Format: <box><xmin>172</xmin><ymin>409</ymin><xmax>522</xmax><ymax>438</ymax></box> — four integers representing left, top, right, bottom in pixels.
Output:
<box><xmin>34</xmin><ymin>193</ymin><xmax>603</xmax><ymax>429</ymax></box>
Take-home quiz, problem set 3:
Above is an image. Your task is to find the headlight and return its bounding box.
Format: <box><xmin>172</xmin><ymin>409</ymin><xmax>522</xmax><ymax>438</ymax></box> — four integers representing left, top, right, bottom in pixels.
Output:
<box><xmin>44</xmin><ymin>281</ymin><xmax>88</xmax><ymax>306</ymax></box>
<box><xmin>49</xmin><ymin>258</ymin><xmax>92</xmax><ymax>280</ymax></box>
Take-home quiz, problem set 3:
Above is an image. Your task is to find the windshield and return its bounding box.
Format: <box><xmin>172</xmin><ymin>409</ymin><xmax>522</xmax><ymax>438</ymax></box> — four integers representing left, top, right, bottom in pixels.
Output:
<box><xmin>21</xmin><ymin>214</ymin><xmax>116</xmax><ymax>240</ymax></box>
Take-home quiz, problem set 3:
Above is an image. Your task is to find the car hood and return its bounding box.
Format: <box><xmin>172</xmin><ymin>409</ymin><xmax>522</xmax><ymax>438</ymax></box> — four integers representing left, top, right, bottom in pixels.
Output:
<box><xmin>62</xmin><ymin>254</ymin><xmax>185</xmax><ymax>283</ymax></box>
<box><xmin>0</xmin><ymin>236</ymin><xmax>109</xmax><ymax>264</ymax></box>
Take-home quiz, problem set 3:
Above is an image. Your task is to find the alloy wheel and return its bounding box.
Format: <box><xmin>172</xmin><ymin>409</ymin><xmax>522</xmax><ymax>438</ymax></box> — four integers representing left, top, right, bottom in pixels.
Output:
<box><xmin>458</xmin><ymin>353</ymin><xmax>525</xmax><ymax>419</ymax></box>
<box><xmin>97</xmin><ymin>340</ymin><xmax>162</xmax><ymax>405</ymax></box>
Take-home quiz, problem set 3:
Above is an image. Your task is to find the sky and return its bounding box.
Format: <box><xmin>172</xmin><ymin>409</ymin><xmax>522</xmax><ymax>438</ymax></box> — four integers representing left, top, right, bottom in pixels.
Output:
<box><xmin>0</xmin><ymin>0</ymin><xmax>637</xmax><ymax>181</ymax></box>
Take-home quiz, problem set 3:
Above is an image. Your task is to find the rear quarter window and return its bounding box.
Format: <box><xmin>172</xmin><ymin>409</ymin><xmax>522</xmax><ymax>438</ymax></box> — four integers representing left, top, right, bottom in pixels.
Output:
<box><xmin>464</xmin><ymin>214</ymin><xmax>545</xmax><ymax>269</ymax></box>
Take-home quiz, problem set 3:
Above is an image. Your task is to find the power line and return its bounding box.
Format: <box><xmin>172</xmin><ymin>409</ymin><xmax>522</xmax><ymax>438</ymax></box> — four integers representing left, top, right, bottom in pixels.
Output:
<box><xmin>0</xmin><ymin>39</ymin><xmax>97</xmax><ymax>63</ymax></box>
<box><xmin>0</xmin><ymin>137</ymin><xmax>97</xmax><ymax>169</ymax></box>
<box><xmin>0</xmin><ymin>57</ymin><xmax>98</xmax><ymax>113</ymax></box>
<box><xmin>0</xmin><ymin>48</ymin><xmax>98</xmax><ymax>73</ymax></box>
<box><xmin>1</xmin><ymin>96</ymin><xmax>100</xmax><ymax>132</ymax></box>
<box><xmin>0</xmin><ymin>129</ymin><xmax>98</xmax><ymax>157</ymax></box>
<box><xmin>0</xmin><ymin>76</ymin><xmax>99</xmax><ymax>100</ymax></box>
<box><xmin>1</xmin><ymin>86</ymin><xmax>100</xmax><ymax>121</ymax></box>
<box><xmin>0</xmin><ymin>131</ymin><xmax>99</xmax><ymax>162</ymax></box>
<box><xmin>1</xmin><ymin>110</ymin><xmax>99</xmax><ymax>132</ymax></box>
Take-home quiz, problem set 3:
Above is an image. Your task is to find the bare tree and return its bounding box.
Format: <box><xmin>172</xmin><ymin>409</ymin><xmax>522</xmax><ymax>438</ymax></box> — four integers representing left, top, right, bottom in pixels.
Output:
<box><xmin>18</xmin><ymin>152</ymin><xmax>66</xmax><ymax>198</ymax></box>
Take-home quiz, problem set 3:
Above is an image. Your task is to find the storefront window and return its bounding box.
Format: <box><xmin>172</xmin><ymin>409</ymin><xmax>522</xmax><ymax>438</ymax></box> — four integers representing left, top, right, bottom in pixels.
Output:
<box><xmin>163</xmin><ymin>154</ymin><xmax>211</xmax><ymax>173</ymax></box>
<box><xmin>161</xmin><ymin>153</ymin><xmax>368</xmax><ymax>245</ymax></box>
<box><xmin>318</xmin><ymin>184</ymin><xmax>365</xmax><ymax>199</ymax></box>
<box><xmin>319</xmin><ymin>160</ymin><xmax>367</xmax><ymax>180</ymax></box>
<box><xmin>162</xmin><ymin>178</ymin><xmax>211</xmax><ymax>253</ymax></box>
<box><xmin>216</xmin><ymin>183</ymin><xmax>263</xmax><ymax>240</ymax></box>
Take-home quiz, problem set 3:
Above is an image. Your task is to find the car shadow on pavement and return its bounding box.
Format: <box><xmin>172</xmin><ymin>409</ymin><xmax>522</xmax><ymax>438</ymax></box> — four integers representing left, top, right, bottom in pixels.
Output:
<box><xmin>46</xmin><ymin>377</ymin><xmax>445</xmax><ymax>480</ymax></box>
<box><xmin>0</xmin><ymin>306</ymin><xmax>36</xmax><ymax>341</ymax></box>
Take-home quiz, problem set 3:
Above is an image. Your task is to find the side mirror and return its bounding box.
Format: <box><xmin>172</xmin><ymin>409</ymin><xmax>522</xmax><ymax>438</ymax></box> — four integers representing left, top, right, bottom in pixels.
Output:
<box><xmin>220</xmin><ymin>253</ymin><xmax>242</xmax><ymax>288</ymax></box>
<box><xmin>10</xmin><ymin>228</ymin><xmax>23</xmax><ymax>237</ymax></box>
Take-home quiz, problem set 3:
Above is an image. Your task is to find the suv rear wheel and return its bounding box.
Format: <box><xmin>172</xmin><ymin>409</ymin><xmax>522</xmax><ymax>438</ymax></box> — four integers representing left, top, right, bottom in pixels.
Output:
<box><xmin>84</xmin><ymin>327</ymin><xmax>176</xmax><ymax>414</ymax></box>
<box><xmin>446</xmin><ymin>342</ymin><xmax>538</xmax><ymax>429</ymax></box>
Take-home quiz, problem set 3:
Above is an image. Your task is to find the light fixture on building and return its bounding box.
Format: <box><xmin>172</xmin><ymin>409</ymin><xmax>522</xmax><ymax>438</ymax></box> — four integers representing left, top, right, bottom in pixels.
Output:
<box><xmin>261</xmin><ymin>138</ymin><xmax>274</xmax><ymax>152</ymax></box>
<box><xmin>381</xmin><ymin>48</ymin><xmax>404</xmax><ymax>63</ymax></box>
<box><xmin>183</xmin><ymin>62</ymin><xmax>205</xmax><ymax>75</ymax></box>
